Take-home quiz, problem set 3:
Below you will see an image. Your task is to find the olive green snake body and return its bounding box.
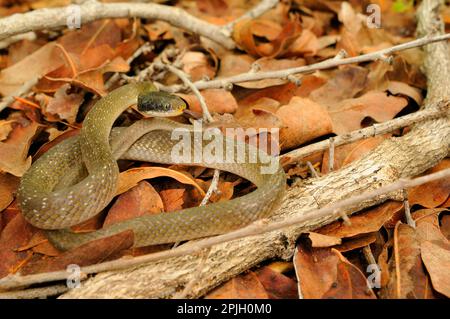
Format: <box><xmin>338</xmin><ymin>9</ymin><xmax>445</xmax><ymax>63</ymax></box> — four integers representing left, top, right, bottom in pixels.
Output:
<box><xmin>17</xmin><ymin>83</ymin><xmax>286</xmax><ymax>251</ymax></box>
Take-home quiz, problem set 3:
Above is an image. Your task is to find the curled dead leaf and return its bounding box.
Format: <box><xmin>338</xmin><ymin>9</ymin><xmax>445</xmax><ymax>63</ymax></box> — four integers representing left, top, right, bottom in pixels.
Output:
<box><xmin>276</xmin><ymin>96</ymin><xmax>333</xmax><ymax>150</ymax></box>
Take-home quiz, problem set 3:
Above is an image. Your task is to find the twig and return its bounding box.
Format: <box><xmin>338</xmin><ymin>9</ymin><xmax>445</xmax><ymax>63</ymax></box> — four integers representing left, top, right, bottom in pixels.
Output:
<box><xmin>185</xmin><ymin>34</ymin><xmax>450</xmax><ymax>91</ymax></box>
<box><xmin>200</xmin><ymin>169</ymin><xmax>220</xmax><ymax>206</ymax></box>
<box><xmin>1</xmin><ymin>168</ymin><xmax>449</xmax><ymax>291</ymax></box>
<box><xmin>362</xmin><ymin>245</ymin><xmax>377</xmax><ymax>266</ymax></box>
<box><xmin>402</xmin><ymin>189</ymin><xmax>415</xmax><ymax>228</ymax></box>
<box><xmin>281</xmin><ymin>105</ymin><xmax>448</xmax><ymax>163</ymax></box>
<box><xmin>0</xmin><ymin>77</ymin><xmax>39</xmax><ymax>113</ymax></box>
<box><xmin>104</xmin><ymin>42</ymin><xmax>153</xmax><ymax>90</ymax></box>
<box><xmin>0</xmin><ymin>31</ymin><xmax>36</xmax><ymax>50</ymax></box>
<box><xmin>222</xmin><ymin>0</ymin><xmax>279</xmax><ymax>35</ymax></box>
<box><xmin>328</xmin><ymin>137</ymin><xmax>335</xmax><ymax>173</ymax></box>
<box><xmin>164</xmin><ymin>63</ymin><xmax>214</xmax><ymax>123</ymax></box>
<box><xmin>0</xmin><ymin>0</ymin><xmax>235</xmax><ymax>49</ymax></box>
<box><xmin>0</xmin><ymin>284</ymin><xmax>68</xmax><ymax>299</ymax></box>
<box><xmin>306</xmin><ymin>161</ymin><xmax>319</xmax><ymax>178</ymax></box>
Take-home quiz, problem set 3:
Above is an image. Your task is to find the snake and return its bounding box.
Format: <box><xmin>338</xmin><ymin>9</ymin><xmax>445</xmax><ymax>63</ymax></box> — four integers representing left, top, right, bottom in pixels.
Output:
<box><xmin>17</xmin><ymin>82</ymin><xmax>286</xmax><ymax>251</ymax></box>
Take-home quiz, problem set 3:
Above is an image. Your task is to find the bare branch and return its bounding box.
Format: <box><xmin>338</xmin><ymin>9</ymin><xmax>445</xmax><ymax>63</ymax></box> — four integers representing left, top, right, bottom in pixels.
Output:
<box><xmin>281</xmin><ymin>105</ymin><xmax>448</xmax><ymax>163</ymax></box>
<box><xmin>0</xmin><ymin>284</ymin><xmax>68</xmax><ymax>299</ymax></box>
<box><xmin>223</xmin><ymin>0</ymin><xmax>279</xmax><ymax>35</ymax></box>
<box><xmin>163</xmin><ymin>63</ymin><xmax>214</xmax><ymax>122</ymax></box>
<box><xmin>189</xmin><ymin>34</ymin><xmax>450</xmax><ymax>91</ymax></box>
<box><xmin>0</xmin><ymin>0</ymin><xmax>235</xmax><ymax>49</ymax></box>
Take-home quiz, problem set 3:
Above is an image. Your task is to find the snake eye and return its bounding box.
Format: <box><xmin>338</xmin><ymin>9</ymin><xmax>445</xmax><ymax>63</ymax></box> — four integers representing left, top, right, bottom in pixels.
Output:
<box><xmin>137</xmin><ymin>91</ymin><xmax>187</xmax><ymax>117</ymax></box>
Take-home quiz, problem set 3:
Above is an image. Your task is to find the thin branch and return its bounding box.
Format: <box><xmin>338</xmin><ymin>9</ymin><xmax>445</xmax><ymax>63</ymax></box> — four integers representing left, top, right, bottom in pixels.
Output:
<box><xmin>328</xmin><ymin>137</ymin><xmax>335</xmax><ymax>173</ymax></box>
<box><xmin>223</xmin><ymin>0</ymin><xmax>279</xmax><ymax>35</ymax></box>
<box><xmin>0</xmin><ymin>0</ymin><xmax>235</xmax><ymax>49</ymax></box>
<box><xmin>0</xmin><ymin>31</ymin><xmax>36</xmax><ymax>50</ymax></box>
<box><xmin>164</xmin><ymin>63</ymin><xmax>214</xmax><ymax>123</ymax></box>
<box><xmin>200</xmin><ymin>169</ymin><xmax>220</xmax><ymax>206</ymax></box>
<box><xmin>104</xmin><ymin>42</ymin><xmax>153</xmax><ymax>90</ymax></box>
<box><xmin>306</xmin><ymin>161</ymin><xmax>319</xmax><ymax>178</ymax></box>
<box><xmin>185</xmin><ymin>34</ymin><xmax>450</xmax><ymax>91</ymax></box>
<box><xmin>1</xmin><ymin>168</ymin><xmax>449</xmax><ymax>291</ymax></box>
<box><xmin>0</xmin><ymin>284</ymin><xmax>68</xmax><ymax>299</ymax></box>
<box><xmin>402</xmin><ymin>189</ymin><xmax>415</xmax><ymax>228</ymax></box>
<box><xmin>281</xmin><ymin>105</ymin><xmax>448</xmax><ymax>164</ymax></box>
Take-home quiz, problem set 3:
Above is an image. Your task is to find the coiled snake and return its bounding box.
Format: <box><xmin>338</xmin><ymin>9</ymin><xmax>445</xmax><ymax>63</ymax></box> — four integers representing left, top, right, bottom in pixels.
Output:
<box><xmin>17</xmin><ymin>83</ymin><xmax>286</xmax><ymax>251</ymax></box>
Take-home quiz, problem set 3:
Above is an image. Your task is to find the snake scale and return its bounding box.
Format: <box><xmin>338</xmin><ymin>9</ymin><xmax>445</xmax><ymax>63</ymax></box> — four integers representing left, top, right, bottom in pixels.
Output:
<box><xmin>17</xmin><ymin>83</ymin><xmax>286</xmax><ymax>251</ymax></box>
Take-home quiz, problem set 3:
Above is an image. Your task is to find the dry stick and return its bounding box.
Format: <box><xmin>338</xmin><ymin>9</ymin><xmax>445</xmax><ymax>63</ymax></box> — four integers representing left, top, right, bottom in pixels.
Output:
<box><xmin>0</xmin><ymin>0</ymin><xmax>234</xmax><ymax>49</ymax></box>
<box><xmin>402</xmin><ymin>189</ymin><xmax>415</xmax><ymax>228</ymax></box>
<box><xmin>200</xmin><ymin>169</ymin><xmax>221</xmax><ymax>206</ymax></box>
<box><xmin>328</xmin><ymin>137</ymin><xmax>335</xmax><ymax>173</ymax></box>
<box><xmin>164</xmin><ymin>63</ymin><xmax>214</xmax><ymax>123</ymax></box>
<box><xmin>0</xmin><ymin>284</ymin><xmax>68</xmax><ymax>299</ymax></box>
<box><xmin>306</xmin><ymin>161</ymin><xmax>319</xmax><ymax>178</ymax></box>
<box><xmin>104</xmin><ymin>42</ymin><xmax>153</xmax><ymax>90</ymax></box>
<box><xmin>186</xmin><ymin>33</ymin><xmax>450</xmax><ymax>91</ymax></box>
<box><xmin>0</xmin><ymin>31</ymin><xmax>36</xmax><ymax>49</ymax></box>
<box><xmin>1</xmin><ymin>168</ymin><xmax>449</xmax><ymax>292</ymax></box>
<box><xmin>281</xmin><ymin>105</ymin><xmax>448</xmax><ymax>163</ymax></box>
<box><xmin>222</xmin><ymin>0</ymin><xmax>279</xmax><ymax>35</ymax></box>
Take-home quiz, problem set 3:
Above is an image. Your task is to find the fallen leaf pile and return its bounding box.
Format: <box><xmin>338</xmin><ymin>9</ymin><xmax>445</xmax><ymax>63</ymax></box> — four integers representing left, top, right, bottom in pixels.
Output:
<box><xmin>0</xmin><ymin>0</ymin><xmax>448</xmax><ymax>299</ymax></box>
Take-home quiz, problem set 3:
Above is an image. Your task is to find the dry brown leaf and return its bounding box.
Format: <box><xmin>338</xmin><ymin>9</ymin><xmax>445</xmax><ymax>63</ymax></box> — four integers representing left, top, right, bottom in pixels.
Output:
<box><xmin>408</xmin><ymin>159</ymin><xmax>450</xmax><ymax>208</ymax></box>
<box><xmin>329</xmin><ymin>91</ymin><xmax>408</xmax><ymax>134</ymax></box>
<box><xmin>205</xmin><ymin>271</ymin><xmax>269</xmax><ymax>299</ymax></box>
<box><xmin>309</xmin><ymin>66</ymin><xmax>369</xmax><ymax>106</ymax></box>
<box><xmin>0</xmin><ymin>42</ymin><xmax>63</xmax><ymax>96</ymax></box>
<box><xmin>318</xmin><ymin>201</ymin><xmax>403</xmax><ymax>238</ymax></box>
<box><xmin>233</xmin><ymin>16</ymin><xmax>303</xmax><ymax>58</ymax></box>
<box><xmin>294</xmin><ymin>242</ymin><xmax>375</xmax><ymax>299</ymax></box>
<box><xmin>0</xmin><ymin>119</ymin><xmax>42</xmax><ymax>176</ymax></box>
<box><xmin>179</xmin><ymin>89</ymin><xmax>238</xmax><ymax>115</ymax></box>
<box><xmin>159</xmin><ymin>188</ymin><xmax>185</xmax><ymax>212</ymax></box>
<box><xmin>255</xmin><ymin>266</ymin><xmax>298</xmax><ymax>299</ymax></box>
<box><xmin>387</xmin><ymin>81</ymin><xmax>423</xmax><ymax>105</ymax></box>
<box><xmin>441</xmin><ymin>214</ymin><xmax>450</xmax><ymax>240</ymax></box>
<box><xmin>21</xmin><ymin>231</ymin><xmax>134</xmax><ymax>275</ymax></box>
<box><xmin>104</xmin><ymin>181</ymin><xmax>164</xmax><ymax>227</ymax></box>
<box><xmin>286</xmin><ymin>29</ymin><xmax>320</xmax><ymax>57</ymax></box>
<box><xmin>293</xmin><ymin>243</ymin><xmax>339</xmax><ymax>299</ymax></box>
<box><xmin>381</xmin><ymin>223</ymin><xmax>435</xmax><ymax>299</ymax></box>
<box><xmin>420</xmin><ymin>241</ymin><xmax>450</xmax><ymax>297</ymax></box>
<box><xmin>238</xmin><ymin>75</ymin><xmax>327</xmax><ymax>107</ymax></box>
<box><xmin>0</xmin><ymin>173</ymin><xmax>19</xmax><ymax>212</ymax></box>
<box><xmin>413</xmin><ymin>209</ymin><xmax>450</xmax><ymax>297</ymax></box>
<box><xmin>276</xmin><ymin>96</ymin><xmax>333</xmax><ymax>150</ymax></box>
<box><xmin>144</xmin><ymin>21</ymin><xmax>173</xmax><ymax>41</ymax></box>
<box><xmin>116</xmin><ymin>167</ymin><xmax>205</xmax><ymax>197</ymax></box>
<box><xmin>0</xmin><ymin>120</ymin><xmax>14</xmax><ymax>141</ymax></box>
<box><xmin>181</xmin><ymin>51</ymin><xmax>216</xmax><ymax>82</ymax></box>
<box><xmin>322</xmin><ymin>135</ymin><xmax>390</xmax><ymax>172</ymax></box>
<box><xmin>335</xmin><ymin>233</ymin><xmax>378</xmax><ymax>253</ymax></box>
<box><xmin>307</xmin><ymin>232</ymin><xmax>342</xmax><ymax>247</ymax></box>
<box><xmin>0</xmin><ymin>214</ymin><xmax>36</xmax><ymax>278</ymax></box>
<box><xmin>42</xmin><ymin>84</ymin><xmax>84</xmax><ymax>123</ymax></box>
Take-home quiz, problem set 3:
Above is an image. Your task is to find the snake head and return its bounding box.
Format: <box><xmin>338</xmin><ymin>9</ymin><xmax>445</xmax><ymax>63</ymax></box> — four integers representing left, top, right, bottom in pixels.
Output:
<box><xmin>137</xmin><ymin>91</ymin><xmax>187</xmax><ymax>117</ymax></box>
